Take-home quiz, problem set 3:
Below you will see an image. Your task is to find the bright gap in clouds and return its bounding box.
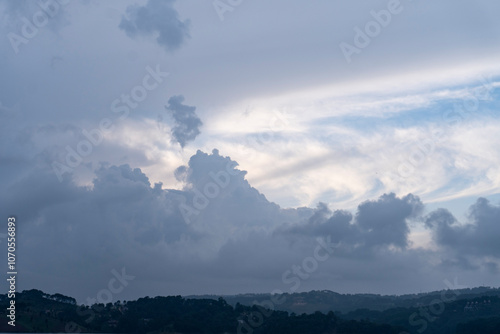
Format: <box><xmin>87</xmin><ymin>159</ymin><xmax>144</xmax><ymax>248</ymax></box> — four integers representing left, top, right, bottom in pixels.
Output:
<box><xmin>191</xmin><ymin>62</ymin><xmax>500</xmax><ymax>215</ymax></box>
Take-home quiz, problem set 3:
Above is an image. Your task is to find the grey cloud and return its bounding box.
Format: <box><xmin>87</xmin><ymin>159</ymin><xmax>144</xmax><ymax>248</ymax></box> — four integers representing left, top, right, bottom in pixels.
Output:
<box><xmin>1</xmin><ymin>148</ymin><xmax>499</xmax><ymax>302</ymax></box>
<box><xmin>279</xmin><ymin>193</ymin><xmax>424</xmax><ymax>253</ymax></box>
<box><xmin>176</xmin><ymin>149</ymin><xmax>300</xmax><ymax>233</ymax></box>
<box><xmin>468</xmin><ymin>197</ymin><xmax>500</xmax><ymax>252</ymax></box>
<box><xmin>0</xmin><ymin>163</ymin><xmax>194</xmax><ymax>300</ymax></box>
<box><xmin>119</xmin><ymin>0</ymin><xmax>190</xmax><ymax>52</ymax></box>
<box><xmin>426</xmin><ymin>198</ymin><xmax>500</xmax><ymax>260</ymax></box>
<box><xmin>356</xmin><ymin>193</ymin><xmax>423</xmax><ymax>249</ymax></box>
<box><xmin>210</xmin><ymin>225</ymin><xmax>441</xmax><ymax>296</ymax></box>
<box><xmin>484</xmin><ymin>261</ymin><xmax>499</xmax><ymax>274</ymax></box>
<box><xmin>0</xmin><ymin>150</ymin><xmax>307</xmax><ymax>301</ymax></box>
<box><xmin>0</xmin><ymin>0</ymin><xmax>70</xmax><ymax>32</ymax></box>
<box><xmin>166</xmin><ymin>95</ymin><xmax>202</xmax><ymax>147</ymax></box>
<box><xmin>174</xmin><ymin>165</ymin><xmax>188</xmax><ymax>182</ymax></box>
<box><xmin>277</xmin><ymin>203</ymin><xmax>355</xmax><ymax>244</ymax></box>
<box><xmin>424</xmin><ymin>208</ymin><xmax>459</xmax><ymax>246</ymax></box>
<box><xmin>0</xmin><ymin>0</ymin><xmax>33</xmax><ymax>16</ymax></box>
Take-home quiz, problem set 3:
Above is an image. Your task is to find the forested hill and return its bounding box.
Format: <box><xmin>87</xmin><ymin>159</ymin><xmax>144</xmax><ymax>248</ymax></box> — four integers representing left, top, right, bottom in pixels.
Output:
<box><xmin>1</xmin><ymin>288</ymin><xmax>500</xmax><ymax>333</ymax></box>
<box><xmin>188</xmin><ymin>286</ymin><xmax>500</xmax><ymax>314</ymax></box>
<box><xmin>0</xmin><ymin>289</ymin><xmax>402</xmax><ymax>333</ymax></box>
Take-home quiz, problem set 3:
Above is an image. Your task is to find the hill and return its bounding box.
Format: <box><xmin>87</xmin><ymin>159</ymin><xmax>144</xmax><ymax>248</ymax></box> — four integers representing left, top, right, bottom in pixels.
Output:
<box><xmin>187</xmin><ymin>286</ymin><xmax>500</xmax><ymax>314</ymax></box>
<box><xmin>2</xmin><ymin>288</ymin><xmax>500</xmax><ymax>333</ymax></box>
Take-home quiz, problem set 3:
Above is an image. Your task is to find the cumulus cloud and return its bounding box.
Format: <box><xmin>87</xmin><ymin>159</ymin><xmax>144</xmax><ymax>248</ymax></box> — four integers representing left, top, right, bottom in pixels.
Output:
<box><xmin>0</xmin><ymin>163</ymin><xmax>192</xmax><ymax>301</ymax></box>
<box><xmin>1</xmin><ymin>148</ymin><xmax>499</xmax><ymax>301</ymax></box>
<box><xmin>166</xmin><ymin>95</ymin><xmax>203</xmax><ymax>147</ymax></box>
<box><xmin>0</xmin><ymin>150</ymin><xmax>306</xmax><ymax>300</ymax></box>
<box><xmin>356</xmin><ymin>193</ymin><xmax>423</xmax><ymax>249</ymax></box>
<box><xmin>173</xmin><ymin>149</ymin><xmax>311</xmax><ymax>238</ymax></box>
<box><xmin>2</xmin><ymin>0</ymin><xmax>500</xmax><ymax>304</ymax></box>
<box><xmin>425</xmin><ymin>198</ymin><xmax>500</xmax><ymax>268</ymax></box>
<box><xmin>278</xmin><ymin>193</ymin><xmax>423</xmax><ymax>254</ymax></box>
<box><xmin>119</xmin><ymin>0</ymin><xmax>190</xmax><ymax>52</ymax></box>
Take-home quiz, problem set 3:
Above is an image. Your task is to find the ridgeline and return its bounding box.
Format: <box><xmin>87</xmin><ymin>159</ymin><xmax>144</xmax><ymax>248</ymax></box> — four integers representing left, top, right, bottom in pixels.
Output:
<box><xmin>1</xmin><ymin>287</ymin><xmax>500</xmax><ymax>333</ymax></box>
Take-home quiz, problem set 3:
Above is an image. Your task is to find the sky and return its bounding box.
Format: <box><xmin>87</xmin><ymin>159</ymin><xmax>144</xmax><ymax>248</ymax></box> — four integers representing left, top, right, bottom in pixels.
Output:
<box><xmin>0</xmin><ymin>0</ymin><xmax>500</xmax><ymax>304</ymax></box>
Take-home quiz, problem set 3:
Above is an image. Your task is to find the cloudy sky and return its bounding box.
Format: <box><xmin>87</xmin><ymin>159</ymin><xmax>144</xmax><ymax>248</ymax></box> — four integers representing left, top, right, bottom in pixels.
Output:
<box><xmin>1</xmin><ymin>0</ymin><xmax>500</xmax><ymax>303</ymax></box>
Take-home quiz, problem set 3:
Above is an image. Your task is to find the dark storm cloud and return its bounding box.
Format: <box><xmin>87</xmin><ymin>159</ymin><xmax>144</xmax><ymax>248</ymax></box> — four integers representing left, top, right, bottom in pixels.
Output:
<box><xmin>0</xmin><ymin>162</ymin><xmax>193</xmax><ymax>300</ymax></box>
<box><xmin>279</xmin><ymin>193</ymin><xmax>424</xmax><ymax>253</ymax></box>
<box><xmin>356</xmin><ymin>193</ymin><xmax>423</xmax><ymax>249</ymax></box>
<box><xmin>119</xmin><ymin>0</ymin><xmax>190</xmax><ymax>52</ymax></box>
<box><xmin>1</xmin><ymin>0</ymin><xmax>500</xmax><ymax>303</ymax></box>
<box><xmin>426</xmin><ymin>198</ymin><xmax>500</xmax><ymax>260</ymax></box>
<box><xmin>175</xmin><ymin>149</ymin><xmax>304</xmax><ymax>232</ymax></box>
<box><xmin>166</xmin><ymin>95</ymin><xmax>202</xmax><ymax>147</ymax></box>
<box><xmin>0</xmin><ymin>150</ymin><xmax>306</xmax><ymax>300</ymax></box>
<box><xmin>1</xmin><ymin>148</ymin><xmax>499</xmax><ymax>301</ymax></box>
<box><xmin>277</xmin><ymin>203</ymin><xmax>355</xmax><ymax>244</ymax></box>
<box><xmin>1</xmin><ymin>163</ymin><xmax>192</xmax><ymax>247</ymax></box>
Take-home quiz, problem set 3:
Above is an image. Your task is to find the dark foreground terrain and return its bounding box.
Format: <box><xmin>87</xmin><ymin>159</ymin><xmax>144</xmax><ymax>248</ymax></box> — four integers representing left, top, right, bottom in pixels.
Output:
<box><xmin>1</xmin><ymin>288</ymin><xmax>499</xmax><ymax>333</ymax></box>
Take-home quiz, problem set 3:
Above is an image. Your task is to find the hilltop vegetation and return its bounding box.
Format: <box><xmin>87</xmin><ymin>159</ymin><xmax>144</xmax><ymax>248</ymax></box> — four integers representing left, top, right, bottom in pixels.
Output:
<box><xmin>1</xmin><ymin>288</ymin><xmax>500</xmax><ymax>333</ymax></box>
<box><xmin>0</xmin><ymin>290</ymin><xmax>403</xmax><ymax>333</ymax></box>
<box><xmin>196</xmin><ymin>286</ymin><xmax>500</xmax><ymax>314</ymax></box>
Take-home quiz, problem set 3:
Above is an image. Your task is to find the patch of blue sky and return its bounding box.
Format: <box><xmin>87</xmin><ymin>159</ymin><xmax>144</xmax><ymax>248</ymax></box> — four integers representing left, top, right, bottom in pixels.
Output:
<box><xmin>310</xmin><ymin>94</ymin><xmax>498</xmax><ymax>135</ymax></box>
<box><xmin>425</xmin><ymin>192</ymin><xmax>500</xmax><ymax>223</ymax></box>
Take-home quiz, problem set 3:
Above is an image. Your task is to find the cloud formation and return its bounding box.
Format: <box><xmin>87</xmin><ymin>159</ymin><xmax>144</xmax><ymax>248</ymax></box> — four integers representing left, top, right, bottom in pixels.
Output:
<box><xmin>166</xmin><ymin>95</ymin><xmax>203</xmax><ymax>147</ymax></box>
<box><xmin>119</xmin><ymin>0</ymin><xmax>190</xmax><ymax>52</ymax></box>
<box><xmin>425</xmin><ymin>198</ymin><xmax>500</xmax><ymax>270</ymax></box>
<box><xmin>1</xmin><ymin>149</ymin><xmax>499</xmax><ymax>302</ymax></box>
<box><xmin>1</xmin><ymin>0</ymin><xmax>500</xmax><ymax>305</ymax></box>
<box><xmin>278</xmin><ymin>193</ymin><xmax>423</xmax><ymax>255</ymax></box>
